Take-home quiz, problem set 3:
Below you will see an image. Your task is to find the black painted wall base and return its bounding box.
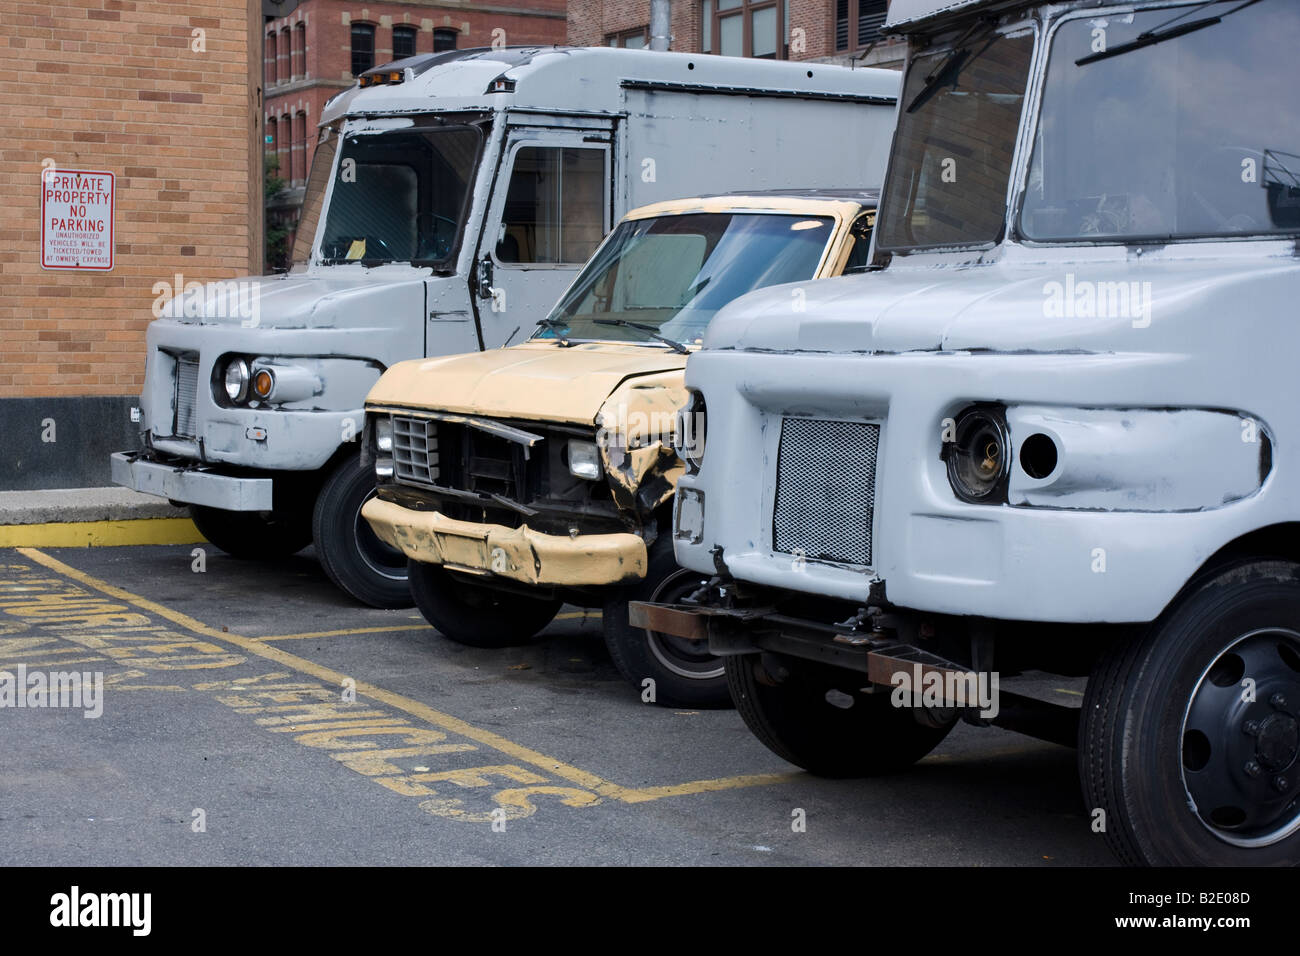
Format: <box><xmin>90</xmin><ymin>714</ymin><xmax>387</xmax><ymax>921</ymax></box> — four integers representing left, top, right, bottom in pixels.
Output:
<box><xmin>0</xmin><ymin>396</ymin><xmax>142</xmax><ymax>491</ymax></box>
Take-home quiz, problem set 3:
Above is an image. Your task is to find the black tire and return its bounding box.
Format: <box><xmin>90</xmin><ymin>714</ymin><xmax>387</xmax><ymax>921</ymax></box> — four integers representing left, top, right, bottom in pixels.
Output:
<box><xmin>190</xmin><ymin>504</ymin><xmax>311</xmax><ymax>559</ymax></box>
<box><xmin>727</xmin><ymin>653</ymin><xmax>953</xmax><ymax>777</ymax></box>
<box><xmin>602</xmin><ymin>535</ymin><xmax>729</xmax><ymax>708</ymax></box>
<box><xmin>408</xmin><ymin>559</ymin><xmax>561</xmax><ymax>648</ymax></box>
<box><xmin>1081</xmin><ymin>559</ymin><xmax>1300</xmax><ymax>866</ymax></box>
<box><xmin>312</xmin><ymin>455</ymin><xmax>412</xmax><ymax>609</ymax></box>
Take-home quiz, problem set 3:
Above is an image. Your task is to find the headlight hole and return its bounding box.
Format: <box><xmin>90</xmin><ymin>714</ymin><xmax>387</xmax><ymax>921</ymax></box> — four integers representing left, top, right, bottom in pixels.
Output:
<box><xmin>1019</xmin><ymin>432</ymin><xmax>1058</xmax><ymax>480</ymax></box>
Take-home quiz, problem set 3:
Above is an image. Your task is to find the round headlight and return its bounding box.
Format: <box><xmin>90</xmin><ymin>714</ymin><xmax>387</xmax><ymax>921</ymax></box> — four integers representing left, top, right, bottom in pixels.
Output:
<box><xmin>945</xmin><ymin>406</ymin><xmax>1010</xmax><ymax>503</ymax></box>
<box><xmin>223</xmin><ymin>358</ymin><xmax>250</xmax><ymax>403</ymax></box>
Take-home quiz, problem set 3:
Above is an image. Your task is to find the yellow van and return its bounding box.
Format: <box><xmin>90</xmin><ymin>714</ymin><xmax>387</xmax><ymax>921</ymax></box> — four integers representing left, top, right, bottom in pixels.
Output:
<box><xmin>360</xmin><ymin>191</ymin><xmax>876</xmax><ymax>706</ymax></box>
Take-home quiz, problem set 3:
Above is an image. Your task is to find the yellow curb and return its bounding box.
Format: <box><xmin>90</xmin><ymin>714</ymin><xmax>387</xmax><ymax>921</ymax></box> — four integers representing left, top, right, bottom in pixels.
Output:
<box><xmin>0</xmin><ymin>517</ymin><xmax>204</xmax><ymax>548</ymax></box>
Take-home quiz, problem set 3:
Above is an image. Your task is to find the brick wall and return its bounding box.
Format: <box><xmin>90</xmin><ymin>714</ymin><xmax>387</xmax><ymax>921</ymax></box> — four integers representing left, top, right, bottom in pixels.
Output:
<box><xmin>567</xmin><ymin>0</ymin><xmax>699</xmax><ymax>50</ymax></box>
<box><xmin>567</xmin><ymin>0</ymin><xmax>903</xmax><ymax>65</ymax></box>
<box><xmin>0</xmin><ymin>0</ymin><xmax>259</xmax><ymax>401</ymax></box>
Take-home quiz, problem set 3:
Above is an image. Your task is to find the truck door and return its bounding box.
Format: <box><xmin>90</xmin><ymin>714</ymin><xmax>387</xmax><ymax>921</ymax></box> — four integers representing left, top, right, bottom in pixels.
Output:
<box><xmin>474</xmin><ymin>127</ymin><xmax>613</xmax><ymax>347</ymax></box>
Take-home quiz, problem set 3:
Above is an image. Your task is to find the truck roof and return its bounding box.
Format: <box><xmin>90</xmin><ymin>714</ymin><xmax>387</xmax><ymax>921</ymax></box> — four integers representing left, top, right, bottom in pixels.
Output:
<box><xmin>884</xmin><ymin>0</ymin><xmax>1035</xmax><ymax>34</ymax></box>
<box><xmin>322</xmin><ymin>45</ymin><xmax>900</xmax><ymax>126</ymax></box>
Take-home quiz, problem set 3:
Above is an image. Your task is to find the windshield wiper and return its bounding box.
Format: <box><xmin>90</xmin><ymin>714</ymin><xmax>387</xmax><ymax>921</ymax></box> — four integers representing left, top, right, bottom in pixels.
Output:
<box><xmin>534</xmin><ymin>317</ymin><xmax>575</xmax><ymax>347</ymax></box>
<box><xmin>592</xmin><ymin>318</ymin><xmax>689</xmax><ymax>354</ymax></box>
<box><xmin>905</xmin><ymin>19</ymin><xmax>999</xmax><ymax>114</ymax></box>
<box><xmin>1076</xmin><ymin>0</ymin><xmax>1263</xmax><ymax>66</ymax></box>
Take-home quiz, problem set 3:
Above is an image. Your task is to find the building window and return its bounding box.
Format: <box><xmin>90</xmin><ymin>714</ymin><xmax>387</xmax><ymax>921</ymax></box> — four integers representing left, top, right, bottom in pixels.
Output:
<box><xmin>279</xmin><ymin>26</ymin><xmax>291</xmax><ymax>82</ymax></box>
<box><xmin>495</xmin><ymin>147</ymin><xmax>606</xmax><ymax>265</ymax></box>
<box><xmin>393</xmin><ymin>25</ymin><xmax>418</xmax><ymax>59</ymax></box>
<box><xmin>433</xmin><ymin>28</ymin><xmax>458</xmax><ymax>52</ymax></box>
<box><xmin>836</xmin><ymin>0</ymin><xmax>888</xmax><ymax>52</ymax></box>
<box><xmin>266</xmin><ymin>117</ymin><xmax>278</xmax><ymax>168</ymax></box>
<box><xmin>265</xmin><ymin>32</ymin><xmax>276</xmax><ymax>86</ymax></box>
<box><xmin>279</xmin><ymin>114</ymin><xmax>291</xmax><ymax>178</ymax></box>
<box><xmin>607</xmin><ymin>27</ymin><xmax>649</xmax><ymax>49</ymax></box>
<box><xmin>294</xmin><ymin>22</ymin><xmax>306</xmax><ymax>78</ymax></box>
<box><xmin>705</xmin><ymin>1</ymin><xmax>786</xmax><ymax>59</ymax></box>
<box><xmin>295</xmin><ymin>111</ymin><xmax>308</xmax><ymax>183</ymax></box>
<box><xmin>351</xmin><ymin>23</ymin><xmax>376</xmax><ymax>76</ymax></box>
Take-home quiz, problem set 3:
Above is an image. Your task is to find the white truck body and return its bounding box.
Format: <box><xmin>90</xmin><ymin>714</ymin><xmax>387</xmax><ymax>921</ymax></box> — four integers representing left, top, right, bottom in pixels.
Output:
<box><xmin>643</xmin><ymin>0</ymin><xmax>1300</xmax><ymax>865</ymax></box>
<box><xmin>110</xmin><ymin>46</ymin><xmax>899</xmax><ymax>605</ymax></box>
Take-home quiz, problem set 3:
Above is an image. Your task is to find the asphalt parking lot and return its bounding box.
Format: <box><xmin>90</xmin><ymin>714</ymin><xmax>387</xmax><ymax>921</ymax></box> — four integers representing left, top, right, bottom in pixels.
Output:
<box><xmin>1</xmin><ymin>543</ymin><xmax>1112</xmax><ymax>866</ymax></box>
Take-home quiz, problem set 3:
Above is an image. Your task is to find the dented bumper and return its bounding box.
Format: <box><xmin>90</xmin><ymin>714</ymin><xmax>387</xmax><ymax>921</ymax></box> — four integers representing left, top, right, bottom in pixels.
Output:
<box><xmin>361</xmin><ymin>498</ymin><xmax>647</xmax><ymax>587</ymax></box>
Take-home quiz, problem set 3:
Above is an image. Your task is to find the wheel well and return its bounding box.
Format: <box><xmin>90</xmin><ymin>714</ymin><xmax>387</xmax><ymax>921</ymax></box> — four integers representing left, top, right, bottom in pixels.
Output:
<box><xmin>1154</xmin><ymin>523</ymin><xmax>1300</xmax><ymax>621</ymax></box>
<box><xmin>1192</xmin><ymin>523</ymin><xmax>1300</xmax><ymax>579</ymax></box>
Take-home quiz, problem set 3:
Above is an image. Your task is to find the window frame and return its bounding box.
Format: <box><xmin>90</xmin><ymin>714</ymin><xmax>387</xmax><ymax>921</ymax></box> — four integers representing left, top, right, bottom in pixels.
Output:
<box><xmin>489</xmin><ymin>138</ymin><xmax>612</xmax><ymax>271</ymax></box>
<box><xmin>433</xmin><ymin>27</ymin><xmax>459</xmax><ymax>52</ymax></box>
<box><xmin>392</xmin><ymin>24</ymin><xmax>419</xmax><ymax>60</ymax></box>
<box><xmin>606</xmin><ymin>27</ymin><xmax>650</xmax><ymax>48</ymax></box>
<box><xmin>350</xmin><ymin>22</ymin><xmax>377</xmax><ymax>77</ymax></box>
<box><xmin>704</xmin><ymin>0</ymin><xmax>786</xmax><ymax>60</ymax></box>
<box><xmin>835</xmin><ymin>0</ymin><xmax>889</xmax><ymax>54</ymax></box>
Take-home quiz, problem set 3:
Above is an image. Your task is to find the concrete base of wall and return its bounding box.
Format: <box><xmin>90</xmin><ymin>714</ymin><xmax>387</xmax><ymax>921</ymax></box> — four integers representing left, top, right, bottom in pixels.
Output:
<box><xmin>1</xmin><ymin>396</ymin><xmax>142</xmax><ymax>491</ymax></box>
<box><xmin>0</xmin><ymin>487</ymin><xmax>202</xmax><ymax>547</ymax></box>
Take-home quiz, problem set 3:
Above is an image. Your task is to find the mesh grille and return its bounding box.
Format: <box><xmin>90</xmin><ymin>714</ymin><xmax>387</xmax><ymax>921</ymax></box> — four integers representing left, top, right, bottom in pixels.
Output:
<box><xmin>772</xmin><ymin>417</ymin><xmax>879</xmax><ymax>567</ymax></box>
<box><xmin>174</xmin><ymin>354</ymin><xmax>200</xmax><ymax>438</ymax></box>
<box><xmin>392</xmin><ymin>416</ymin><xmax>440</xmax><ymax>487</ymax></box>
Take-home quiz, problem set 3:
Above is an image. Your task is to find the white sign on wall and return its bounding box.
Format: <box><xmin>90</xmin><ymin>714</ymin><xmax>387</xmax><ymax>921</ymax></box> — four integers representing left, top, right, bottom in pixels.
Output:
<box><xmin>41</xmin><ymin>168</ymin><xmax>115</xmax><ymax>271</ymax></box>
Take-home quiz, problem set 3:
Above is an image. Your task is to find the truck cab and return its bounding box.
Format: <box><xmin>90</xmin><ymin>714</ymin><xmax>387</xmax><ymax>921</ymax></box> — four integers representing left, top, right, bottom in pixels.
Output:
<box><xmin>111</xmin><ymin>46</ymin><xmax>899</xmax><ymax>608</ymax></box>
<box><xmin>635</xmin><ymin>0</ymin><xmax>1300</xmax><ymax>864</ymax></box>
<box><xmin>360</xmin><ymin>192</ymin><xmax>877</xmax><ymax>707</ymax></box>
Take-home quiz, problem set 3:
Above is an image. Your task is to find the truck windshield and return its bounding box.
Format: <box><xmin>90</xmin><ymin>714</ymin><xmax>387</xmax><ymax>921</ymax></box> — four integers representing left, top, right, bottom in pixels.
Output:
<box><xmin>533</xmin><ymin>212</ymin><xmax>835</xmax><ymax>347</ymax></box>
<box><xmin>308</xmin><ymin>123</ymin><xmax>481</xmax><ymax>265</ymax></box>
<box><xmin>876</xmin><ymin>28</ymin><xmax>1034</xmax><ymax>251</ymax></box>
<box><xmin>1021</xmin><ymin>1</ymin><xmax>1299</xmax><ymax>241</ymax></box>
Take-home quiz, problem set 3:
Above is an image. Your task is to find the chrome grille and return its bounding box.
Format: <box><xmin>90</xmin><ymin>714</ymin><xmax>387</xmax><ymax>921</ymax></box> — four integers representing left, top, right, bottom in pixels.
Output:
<box><xmin>772</xmin><ymin>417</ymin><xmax>880</xmax><ymax>567</ymax></box>
<box><xmin>393</xmin><ymin>415</ymin><xmax>440</xmax><ymax>487</ymax></box>
<box><xmin>173</xmin><ymin>354</ymin><xmax>200</xmax><ymax>438</ymax></box>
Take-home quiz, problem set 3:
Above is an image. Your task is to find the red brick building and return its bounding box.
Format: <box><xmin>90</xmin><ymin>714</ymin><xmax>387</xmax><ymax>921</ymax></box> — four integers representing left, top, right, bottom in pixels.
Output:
<box><xmin>567</xmin><ymin>0</ymin><xmax>903</xmax><ymax>68</ymax></box>
<box><xmin>263</xmin><ymin>0</ymin><xmax>568</xmax><ymax>261</ymax></box>
<box><xmin>0</xmin><ymin>0</ymin><xmax>262</xmax><ymax>490</ymax></box>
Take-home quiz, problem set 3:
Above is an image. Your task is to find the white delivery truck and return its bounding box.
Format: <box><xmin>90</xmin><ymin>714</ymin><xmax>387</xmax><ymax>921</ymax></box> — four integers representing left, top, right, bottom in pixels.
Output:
<box><xmin>111</xmin><ymin>46</ymin><xmax>899</xmax><ymax>607</ymax></box>
<box><xmin>634</xmin><ymin>0</ymin><xmax>1300</xmax><ymax>865</ymax></box>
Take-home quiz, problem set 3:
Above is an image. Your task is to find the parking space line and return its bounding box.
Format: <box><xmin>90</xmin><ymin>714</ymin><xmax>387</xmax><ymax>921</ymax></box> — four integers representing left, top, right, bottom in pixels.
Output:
<box><xmin>18</xmin><ymin>547</ymin><xmax>787</xmax><ymax>807</ymax></box>
<box><xmin>254</xmin><ymin>624</ymin><xmax>433</xmax><ymax>642</ymax></box>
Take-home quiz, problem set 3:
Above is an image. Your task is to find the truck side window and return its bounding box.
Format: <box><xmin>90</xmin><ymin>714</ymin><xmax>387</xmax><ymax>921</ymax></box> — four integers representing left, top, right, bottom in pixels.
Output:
<box><xmin>496</xmin><ymin>147</ymin><xmax>606</xmax><ymax>265</ymax></box>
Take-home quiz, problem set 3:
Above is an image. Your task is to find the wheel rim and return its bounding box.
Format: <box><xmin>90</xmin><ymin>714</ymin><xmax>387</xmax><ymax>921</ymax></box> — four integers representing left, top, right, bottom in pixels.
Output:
<box><xmin>1180</xmin><ymin>627</ymin><xmax>1300</xmax><ymax>848</ymax></box>
<box><xmin>353</xmin><ymin>491</ymin><xmax>407</xmax><ymax>581</ymax></box>
<box><xmin>644</xmin><ymin>567</ymin><xmax>723</xmax><ymax>681</ymax></box>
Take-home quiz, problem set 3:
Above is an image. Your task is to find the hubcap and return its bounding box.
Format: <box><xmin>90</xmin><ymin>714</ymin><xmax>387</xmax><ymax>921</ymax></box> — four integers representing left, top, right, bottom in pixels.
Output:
<box><xmin>644</xmin><ymin>568</ymin><xmax>722</xmax><ymax>681</ymax></box>
<box><xmin>353</xmin><ymin>491</ymin><xmax>407</xmax><ymax>581</ymax></box>
<box><xmin>1180</xmin><ymin>628</ymin><xmax>1300</xmax><ymax>848</ymax></box>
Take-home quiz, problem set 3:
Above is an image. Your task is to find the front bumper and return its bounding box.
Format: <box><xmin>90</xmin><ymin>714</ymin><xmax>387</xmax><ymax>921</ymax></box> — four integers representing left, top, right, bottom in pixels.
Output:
<box><xmin>111</xmin><ymin>451</ymin><xmax>273</xmax><ymax>511</ymax></box>
<box><xmin>361</xmin><ymin>498</ymin><xmax>648</xmax><ymax>588</ymax></box>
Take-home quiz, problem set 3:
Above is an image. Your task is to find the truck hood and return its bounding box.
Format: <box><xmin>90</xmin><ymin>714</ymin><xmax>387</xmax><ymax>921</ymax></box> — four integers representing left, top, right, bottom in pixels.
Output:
<box><xmin>157</xmin><ymin>265</ymin><xmax>427</xmax><ymax>330</ymax></box>
<box><xmin>705</xmin><ymin>244</ymin><xmax>1300</xmax><ymax>355</ymax></box>
<box><xmin>366</xmin><ymin>340</ymin><xmax>689</xmax><ymax>426</ymax></box>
